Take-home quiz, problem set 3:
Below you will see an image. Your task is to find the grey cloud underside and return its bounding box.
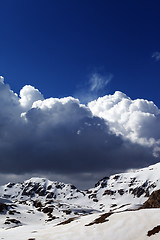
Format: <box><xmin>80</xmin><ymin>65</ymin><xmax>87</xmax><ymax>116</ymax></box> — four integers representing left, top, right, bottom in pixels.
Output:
<box><xmin>0</xmin><ymin>80</ymin><xmax>159</xmax><ymax>180</ymax></box>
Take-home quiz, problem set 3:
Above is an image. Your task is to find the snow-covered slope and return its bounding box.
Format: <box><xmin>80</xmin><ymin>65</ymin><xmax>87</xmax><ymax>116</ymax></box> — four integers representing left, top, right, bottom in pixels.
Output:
<box><xmin>1</xmin><ymin>162</ymin><xmax>160</xmax><ymax>210</ymax></box>
<box><xmin>1</xmin><ymin>209</ymin><xmax>160</xmax><ymax>240</ymax></box>
<box><xmin>87</xmin><ymin>162</ymin><xmax>160</xmax><ymax>211</ymax></box>
<box><xmin>1</xmin><ymin>162</ymin><xmax>160</xmax><ymax>239</ymax></box>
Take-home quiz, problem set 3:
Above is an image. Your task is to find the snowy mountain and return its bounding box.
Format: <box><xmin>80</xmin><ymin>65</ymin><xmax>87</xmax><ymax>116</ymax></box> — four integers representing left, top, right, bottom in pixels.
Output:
<box><xmin>1</xmin><ymin>162</ymin><xmax>160</xmax><ymax>239</ymax></box>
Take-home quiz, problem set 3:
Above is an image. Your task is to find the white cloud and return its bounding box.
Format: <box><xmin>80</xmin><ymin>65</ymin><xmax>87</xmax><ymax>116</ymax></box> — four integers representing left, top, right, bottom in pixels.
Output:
<box><xmin>89</xmin><ymin>73</ymin><xmax>113</xmax><ymax>92</ymax></box>
<box><xmin>19</xmin><ymin>85</ymin><xmax>44</xmax><ymax>110</ymax></box>
<box><xmin>24</xmin><ymin>96</ymin><xmax>92</xmax><ymax>127</ymax></box>
<box><xmin>75</xmin><ymin>72</ymin><xmax>113</xmax><ymax>103</ymax></box>
<box><xmin>152</xmin><ymin>51</ymin><xmax>160</xmax><ymax>61</ymax></box>
<box><xmin>0</xmin><ymin>76</ymin><xmax>4</xmax><ymax>84</ymax></box>
<box><xmin>88</xmin><ymin>91</ymin><xmax>160</xmax><ymax>155</ymax></box>
<box><xmin>0</xmin><ymin>77</ymin><xmax>159</xmax><ymax>188</ymax></box>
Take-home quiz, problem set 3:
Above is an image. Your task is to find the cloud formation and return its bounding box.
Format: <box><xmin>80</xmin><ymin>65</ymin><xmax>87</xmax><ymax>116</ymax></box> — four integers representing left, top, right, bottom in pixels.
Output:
<box><xmin>75</xmin><ymin>72</ymin><xmax>113</xmax><ymax>103</ymax></box>
<box><xmin>0</xmin><ymin>78</ymin><xmax>159</xmax><ymax>188</ymax></box>
<box><xmin>19</xmin><ymin>85</ymin><xmax>44</xmax><ymax>110</ymax></box>
<box><xmin>89</xmin><ymin>73</ymin><xmax>113</xmax><ymax>92</ymax></box>
<box><xmin>88</xmin><ymin>91</ymin><xmax>160</xmax><ymax>157</ymax></box>
<box><xmin>152</xmin><ymin>51</ymin><xmax>160</xmax><ymax>61</ymax></box>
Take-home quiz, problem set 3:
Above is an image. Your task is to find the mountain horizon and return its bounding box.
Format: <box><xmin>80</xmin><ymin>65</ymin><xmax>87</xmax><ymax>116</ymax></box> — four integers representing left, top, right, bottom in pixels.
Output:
<box><xmin>1</xmin><ymin>162</ymin><xmax>160</xmax><ymax>239</ymax></box>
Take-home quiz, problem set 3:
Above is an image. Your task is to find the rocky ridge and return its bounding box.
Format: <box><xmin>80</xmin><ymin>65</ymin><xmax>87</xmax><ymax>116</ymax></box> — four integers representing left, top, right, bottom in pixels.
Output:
<box><xmin>1</xmin><ymin>162</ymin><xmax>160</xmax><ymax>229</ymax></box>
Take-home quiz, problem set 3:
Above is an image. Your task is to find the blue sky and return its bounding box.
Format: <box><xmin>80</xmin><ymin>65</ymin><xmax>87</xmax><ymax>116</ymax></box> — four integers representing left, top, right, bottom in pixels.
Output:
<box><xmin>0</xmin><ymin>0</ymin><xmax>160</xmax><ymax>105</ymax></box>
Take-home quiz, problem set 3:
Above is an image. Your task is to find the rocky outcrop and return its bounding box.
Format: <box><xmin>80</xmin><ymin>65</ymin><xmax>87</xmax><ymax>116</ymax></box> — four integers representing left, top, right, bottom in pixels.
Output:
<box><xmin>0</xmin><ymin>202</ymin><xmax>8</xmax><ymax>213</ymax></box>
<box><xmin>141</xmin><ymin>190</ymin><xmax>160</xmax><ymax>209</ymax></box>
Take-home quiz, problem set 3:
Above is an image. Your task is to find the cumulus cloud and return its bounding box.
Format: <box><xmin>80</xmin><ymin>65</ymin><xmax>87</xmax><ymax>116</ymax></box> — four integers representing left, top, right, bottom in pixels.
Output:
<box><xmin>88</xmin><ymin>91</ymin><xmax>160</xmax><ymax>157</ymax></box>
<box><xmin>152</xmin><ymin>51</ymin><xmax>160</xmax><ymax>61</ymax></box>
<box><xmin>0</xmin><ymin>76</ymin><xmax>4</xmax><ymax>83</ymax></box>
<box><xmin>0</xmin><ymin>78</ymin><xmax>159</xmax><ymax>188</ymax></box>
<box><xmin>19</xmin><ymin>85</ymin><xmax>44</xmax><ymax>110</ymax></box>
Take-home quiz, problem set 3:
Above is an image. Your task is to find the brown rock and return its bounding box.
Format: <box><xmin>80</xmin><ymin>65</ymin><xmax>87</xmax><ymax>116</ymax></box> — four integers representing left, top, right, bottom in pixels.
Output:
<box><xmin>141</xmin><ymin>190</ymin><xmax>160</xmax><ymax>209</ymax></box>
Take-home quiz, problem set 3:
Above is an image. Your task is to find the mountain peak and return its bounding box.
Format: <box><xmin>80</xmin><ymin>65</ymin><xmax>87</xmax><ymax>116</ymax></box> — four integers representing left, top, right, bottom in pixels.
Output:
<box><xmin>1</xmin><ymin>162</ymin><xmax>160</xmax><ymax>239</ymax></box>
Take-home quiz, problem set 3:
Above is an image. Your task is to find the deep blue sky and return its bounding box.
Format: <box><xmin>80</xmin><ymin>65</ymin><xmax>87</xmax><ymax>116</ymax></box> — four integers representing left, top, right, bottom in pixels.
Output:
<box><xmin>0</xmin><ymin>0</ymin><xmax>160</xmax><ymax>105</ymax></box>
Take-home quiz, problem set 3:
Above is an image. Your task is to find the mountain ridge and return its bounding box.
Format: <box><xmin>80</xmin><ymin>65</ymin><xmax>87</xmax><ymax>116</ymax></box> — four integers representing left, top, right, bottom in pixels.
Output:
<box><xmin>1</xmin><ymin>162</ymin><xmax>160</xmax><ymax>239</ymax></box>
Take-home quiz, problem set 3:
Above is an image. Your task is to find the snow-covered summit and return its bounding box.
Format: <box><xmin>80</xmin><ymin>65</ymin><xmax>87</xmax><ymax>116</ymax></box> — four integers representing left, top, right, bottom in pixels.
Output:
<box><xmin>1</xmin><ymin>162</ymin><xmax>160</xmax><ymax>212</ymax></box>
<box><xmin>1</xmin><ymin>162</ymin><xmax>160</xmax><ymax>240</ymax></box>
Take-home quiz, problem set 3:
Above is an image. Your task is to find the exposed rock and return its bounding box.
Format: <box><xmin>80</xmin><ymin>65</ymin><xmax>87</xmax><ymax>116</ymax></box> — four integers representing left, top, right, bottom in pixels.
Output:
<box><xmin>42</xmin><ymin>207</ymin><xmax>53</xmax><ymax>214</ymax></box>
<box><xmin>85</xmin><ymin>212</ymin><xmax>113</xmax><ymax>226</ymax></box>
<box><xmin>38</xmin><ymin>189</ymin><xmax>46</xmax><ymax>196</ymax></box>
<box><xmin>46</xmin><ymin>216</ymin><xmax>57</xmax><ymax>222</ymax></box>
<box><xmin>3</xmin><ymin>194</ymin><xmax>11</xmax><ymax>198</ymax></box>
<box><xmin>62</xmin><ymin>210</ymin><xmax>72</xmax><ymax>215</ymax></box>
<box><xmin>8</xmin><ymin>210</ymin><xmax>20</xmax><ymax>215</ymax></box>
<box><xmin>86</xmin><ymin>190</ymin><xmax>92</xmax><ymax>194</ymax></box>
<box><xmin>56</xmin><ymin>184</ymin><xmax>62</xmax><ymax>189</ymax></box>
<box><xmin>88</xmin><ymin>193</ymin><xmax>97</xmax><ymax>199</ymax></box>
<box><xmin>110</xmin><ymin>204</ymin><xmax>117</xmax><ymax>208</ymax></box>
<box><xmin>47</xmin><ymin>185</ymin><xmax>52</xmax><ymax>190</ymax></box>
<box><xmin>129</xmin><ymin>177</ymin><xmax>136</xmax><ymax>187</ymax></box>
<box><xmin>70</xmin><ymin>185</ymin><xmax>77</xmax><ymax>190</ymax></box>
<box><xmin>132</xmin><ymin>186</ymin><xmax>145</xmax><ymax>198</ymax></box>
<box><xmin>141</xmin><ymin>190</ymin><xmax>160</xmax><ymax>209</ymax></box>
<box><xmin>33</xmin><ymin>200</ymin><xmax>43</xmax><ymax>208</ymax></box>
<box><xmin>147</xmin><ymin>225</ymin><xmax>160</xmax><ymax>237</ymax></box>
<box><xmin>4</xmin><ymin>218</ymin><xmax>21</xmax><ymax>224</ymax></box>
<box><xmin>94</xmin><ymin>176</ymin><xmax>109</xmax><ymax>188</ymax></box>
<box><xmin>93</xmin><ymin>198</ymin><xmax>98</xmax><ymax>202</ymax></box>
<box><xmin>118</xmin><ymin>189</ymin><xmax>124</xmax><ymax>195</ymax></box>
<box><xmin>57</xmin><ymin>217</ymin><xmax>77</xmax><ymax>225</ymax></box>
<box><xmin>113</xmin><ymin>175</ymin><xmax>120</xmax><ymax>180</ymax></box>
<box><xmin>103</xmin><ymin>190</ymin><xmax>115</xmax><ymax>196</ymax></box>
<box><xmin>46</xmin><ymin>192</ymin><xmax>54</xmax><ymax>198</ymax></box>
<box><xmin>0</xmin><ymin>202</ymin><xmax>8</xmax><ymax>213</ymax></box>
<box><xmin>6</xmin><ymin>183</ymin><xmax>15</xmax><ymax>188</ymax></box>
